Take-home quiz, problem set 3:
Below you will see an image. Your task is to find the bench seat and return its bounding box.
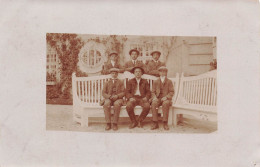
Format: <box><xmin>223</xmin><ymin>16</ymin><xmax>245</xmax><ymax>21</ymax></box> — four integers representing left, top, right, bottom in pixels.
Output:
<box><xmin>72</xmin><ymin>72</ymin><xmax>179</xmax><ymax>127</ymax></box>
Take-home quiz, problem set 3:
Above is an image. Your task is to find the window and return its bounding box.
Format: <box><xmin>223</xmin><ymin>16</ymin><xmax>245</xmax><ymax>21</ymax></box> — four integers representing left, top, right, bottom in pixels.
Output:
<box><xmin>46</xmin><ymin>53</ymin><xmax>58</xmax><ymax>83</ymax></box>
<box><xmin>78</xmin><ymin>41</ymin><xmax>106</xmax><ymax>73</ymax></box>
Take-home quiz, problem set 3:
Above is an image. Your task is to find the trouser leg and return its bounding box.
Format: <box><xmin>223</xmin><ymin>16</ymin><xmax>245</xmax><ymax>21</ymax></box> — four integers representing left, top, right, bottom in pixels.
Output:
<box><xmin>151</xmin><ymin>99</ymin><xmax>160</xmax><ymax>122</ymax></box>
<box><xmin>103</xmin><ymin>99</ymin><xmax>112</xmax><ymax>123</ymax></box>
<box><xmin>139</xmin><ymin>99</ymin><xmax>150</xmax><ymax>122</ymax></box>
<box><xmin>112</xmin><ymin>99</ymin><xmax>123</xmax><ymax>124</ymax></box>
<box><xmin>126</xmin><ymin>100</ymin><xmax>136</xmax><ymax>123</ymax></box>
<box><xmin>162</xmin><ymin>100</ymin><xmax>171</xmax><ymax>122</ymax></box>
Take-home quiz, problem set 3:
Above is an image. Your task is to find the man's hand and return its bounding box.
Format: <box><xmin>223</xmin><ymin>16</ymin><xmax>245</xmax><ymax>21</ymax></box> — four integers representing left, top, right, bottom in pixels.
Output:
<box><xmin>152</xmin><ymin>97</ymin><xmax>158</xmax><ymax>102</ymax></box>
<box><xmin>111</xmin><ymin>95</ymin><xmax>118</xmax><ymax>101</ymax></box>
<box><xmin>129</xmin><ymin>98</ymin><xmax>136</xmax><ymax>103</ymax></box>
<box><xmin>142</xmin><ymin>97</ymin><xmax>148</xmax><ymax>102</ymax></box>
<box><xmin>161</xmin><ymin>97</ymin><xmax>168</xmax><ymax>101</ymax></box>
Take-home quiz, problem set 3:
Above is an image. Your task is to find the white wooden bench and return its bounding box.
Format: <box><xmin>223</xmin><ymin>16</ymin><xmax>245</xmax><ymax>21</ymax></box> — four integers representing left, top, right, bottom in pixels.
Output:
<box><xmin>172</xmin><ymin>70</ymin><xmax>217</xmax><ymax>127</ymax></box>
<box><xmin>72</xmin><ymin>72</ymin><xmax>180</xmax><ymax>127</ymax></box>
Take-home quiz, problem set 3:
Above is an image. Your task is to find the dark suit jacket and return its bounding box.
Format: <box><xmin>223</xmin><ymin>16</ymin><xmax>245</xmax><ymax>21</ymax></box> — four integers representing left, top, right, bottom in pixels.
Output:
<box><xmin>151</xmin><ymin>78</ymin><xmax>174</xmax><ymax>100</ymax></box>
<box><xmin>102</xmin><ymin>79</ymin><xmax>125</xmax><ymax>99</ymax></box>
<box><xmin>101</xmin><ymin>61</ymin><xmax>124</xmax><ymax>75</ymax></box>
<box><xmin>146</xmin><ymin>60</ymin><xmax>165</xmax><ymax>76</ymax></box>
<box><xmin>124</xmin><ymin>60</ymin><xmax>145</xmax><ymax>72</ymax></box>
<box><xmin>126</xmin><ymin>78</ymin><xmax>151</xmax><ymax>100</ymax></box>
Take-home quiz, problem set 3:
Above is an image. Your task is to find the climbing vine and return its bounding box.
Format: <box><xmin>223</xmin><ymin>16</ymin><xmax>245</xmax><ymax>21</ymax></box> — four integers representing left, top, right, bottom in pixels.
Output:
<box><xmin>46</xmin><ymin>33</ymin><xmax>85</xmax><ymax>98</ymax></box>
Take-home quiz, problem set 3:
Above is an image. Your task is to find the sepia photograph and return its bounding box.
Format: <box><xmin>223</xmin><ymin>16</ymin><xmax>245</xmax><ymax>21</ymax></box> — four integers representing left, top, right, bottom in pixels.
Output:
<box><xmin>46</xmin><ymin>33</ymin><xmax>217</xmax><ymax>133</ymax></box>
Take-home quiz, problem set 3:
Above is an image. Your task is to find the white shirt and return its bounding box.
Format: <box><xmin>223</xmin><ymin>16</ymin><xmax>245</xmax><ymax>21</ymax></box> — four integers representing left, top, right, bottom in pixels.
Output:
<box><xmin>153</xmin><ymin>60</ymin><xmax>159</xmax><ymax>63</ymax></box>
<box><xmin>111</xmin><ymin>78</ymin><xmax>117</xmax><ymax>84</ymax></box>
<box><xmin>135</xmin><ymin>78</ymin><xmax>141</xmax><ymax>96</ymax></box>
<box><xmin>111</xmin><ymin>60</ymin><xmax>115</xmax><ymax>67</ymax></box>
<box><xmin>160</xmin><ymin>76</ymin><xmax>166</xmax><ymax>83</ymax></box>
<box><xmin>132</xmin><ymin>60</ymin><xmax>136</xmax><ymax>65</ymax></box>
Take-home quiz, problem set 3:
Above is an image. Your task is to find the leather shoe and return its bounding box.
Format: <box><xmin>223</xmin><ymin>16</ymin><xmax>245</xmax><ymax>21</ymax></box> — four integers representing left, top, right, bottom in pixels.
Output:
<box><xmin>129</xmin><ymin>121</ymin><xmax>138</xmax><ymax>129</ymax></box>
<box><xmin>112</xmin><ymin>123</ymin><xmax>118</xmax><ymax>131</ymax></box>
<box><xmin>105</xmin><ymin>123</ymin><xmax>111</xmax><ymax>131</ymax></box>
<box><xmin>137</xmin><ymin>121</ymin><xmax>144</xmax><ymax>128</ymax></box>
<box><xmin>151</xmin><ymin>122</ymin><xmax>159</xmax><ymax>130</ymax></box>
<box><xmin>163</xmin><ymin>122</ymin><xmax>169</xmax><ymax>130</ymax></box>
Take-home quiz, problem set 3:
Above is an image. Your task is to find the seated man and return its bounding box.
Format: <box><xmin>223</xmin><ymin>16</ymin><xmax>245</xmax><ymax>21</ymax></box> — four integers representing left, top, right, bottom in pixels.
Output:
<box><xmin>126</xmin><ymin>66</ymin><xmax>151</xmax><ymax>129</ymax></box>
<box><xmin>102</xmin><ymin>68</ymin><xmax>125</xmax><ymax>131</ymax></box>
<box><xmin>146</xmin><ymin>50</ymin><xmax>165</xmax><ymax>77</ymax></box>
<box><xmin>150</xmin><ymin>66</ymin><xmax>174</xmax><ymax>130</ymax></box>
<box><xmin>124</xmin><ymin>49</ymin><xmax>145</xmax><ymax>72</ymax></box>
<box><xmin>101</xmin><ymin>51</ymin><xmax>124</xmax><ymax>75</ymax></box>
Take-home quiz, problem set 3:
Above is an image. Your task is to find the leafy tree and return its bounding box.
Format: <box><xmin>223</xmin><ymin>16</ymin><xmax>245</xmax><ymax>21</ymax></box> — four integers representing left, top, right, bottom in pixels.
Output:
<box><xmin>46</xmin><ymin>33</ymin><xmax>84</xmax><ymax>98</ymax></box>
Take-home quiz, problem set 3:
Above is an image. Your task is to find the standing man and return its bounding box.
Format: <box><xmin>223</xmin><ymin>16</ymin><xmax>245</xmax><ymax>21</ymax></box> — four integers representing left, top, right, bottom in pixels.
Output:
<box><xmin>146</xmin><ymin>50</ymin><xmax>165</xmax><ymax>77</ymax></box>
<box><xmin>102</xmin><ymin>68</ymin><xmax>125</xmax><ymax>131</ymax></box>
<box><xmin>101</xmin><ymin>51</ymin><xmax>124</xmax><ymax>75</ymax></box>
<box><xmin>126</xmin><ymin>66</ymin><xmax>151</xmax><ymax>129</ymax></box>
<box><xmin>150</xmin><ymin>66</ymin><xmax>174</xmax><ymax>130</ymax></box>
<box><xmin>124</xmin><ymin>49</ymin><xmax>145</xmax><ymax>72</ymax></box>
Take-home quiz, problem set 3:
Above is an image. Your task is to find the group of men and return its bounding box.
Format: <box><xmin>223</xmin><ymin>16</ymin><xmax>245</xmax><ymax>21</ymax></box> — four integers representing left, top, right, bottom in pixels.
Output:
<box><xmin>101</xmin><ymin>49</ymin><xmax>165</xmax><ymax>77</ymax></box>
<box><xmin>101</xmin><ymin>49</ymin><xmax>174</xmax><ymax>131</ymax></box>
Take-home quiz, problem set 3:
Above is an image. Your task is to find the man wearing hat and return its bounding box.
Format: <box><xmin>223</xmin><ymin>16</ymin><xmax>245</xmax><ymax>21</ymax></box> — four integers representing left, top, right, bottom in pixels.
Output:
<box><xmin>124</xmin><ymin>49</ymin><xmax>145</xmax><ymax>72</ymax></box>
<box><xmin>146</xmin><ymin>50</ymin><xmax>165</xmax><ymax>77</ymax></box>
<box><xmin>125</xmin><ymin>66</ymin><xmax>151</xmax><ymax>129</ymax></box>
<box><xmin>101</xmin><ymin>51</ymin><xmax>124</xmax><ymax>75</ymax></box>
<box><xmin>102</xmin><ymin>68</ymin><xmax>125</xmax><ymax>131</ymax></box>
<box><xmin>150</xmin><ymin>66</ymin><xmax>174</xmax><ymax>130</ymax></box>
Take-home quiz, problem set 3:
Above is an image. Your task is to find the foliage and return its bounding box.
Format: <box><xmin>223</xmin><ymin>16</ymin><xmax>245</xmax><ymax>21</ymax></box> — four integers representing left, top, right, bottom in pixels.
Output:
<box><xmin>46</xmin><ymin>84</ymin><xmax>61</xmax><ymax>99</ymax></box>
<box><xmin>46</xmin><ymin>72</ymin><xmax>56</xmax><ymax>82</ymax></box>
<box><xmin>210</xmin><ymin>59</ymin><xmax>217</xmax><ymax>70</ymax></box>
<box><xmin>46</xmin><ymin>33</ymin><xmax>84</xmax><ymax>98</ymax></box>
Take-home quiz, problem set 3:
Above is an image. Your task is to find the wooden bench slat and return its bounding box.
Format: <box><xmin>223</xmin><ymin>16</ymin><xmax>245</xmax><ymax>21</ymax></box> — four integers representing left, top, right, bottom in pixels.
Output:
<box><xmin>173</xmin><ymin>70</ymin><xmax>217</xmax><ymax>127</ymax></box>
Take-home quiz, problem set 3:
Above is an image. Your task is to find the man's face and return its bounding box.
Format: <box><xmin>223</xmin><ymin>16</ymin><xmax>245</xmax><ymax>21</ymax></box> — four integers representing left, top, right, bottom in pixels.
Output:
<box><xmin>134</xmin><ymin>68</ymin><xmax>142</xmax><ymax>78</ymax></box>
<box><xmin>152</xmin><ymin>53</ymin><xmax>160</xmax><ymax>61</ymax></box>
<box><xmin>110</xmin><ymin>54</ymin><xmax>117</xmax><ymax>61</ymax></box>
<box><xmin>110</xmin><ymin>71</ymin><xmax>118</xmax><ymax>79</ymax></box>
<box><xmin>159</xmin><ymin>70</ymin><xmax>167</xmax><ymax>77</ymax></box>
<box><xmin>130</xmin><ymin>51</ymin><xmax>138</xmax><ymax>60</ymax></box>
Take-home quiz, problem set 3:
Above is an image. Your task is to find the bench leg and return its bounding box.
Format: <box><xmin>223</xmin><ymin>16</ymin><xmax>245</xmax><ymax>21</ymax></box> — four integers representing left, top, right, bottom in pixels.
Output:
<box><xmin>81</xmin><ymin>110</ymin><xmax>89</xmax><ymax>127</ymax></box>
<box><xmin>178</xmin><ymin>114</ymin><xmax>183</xmax><ymax>123</ymax></box>
<box><xmin>173</xmin><ymin>113</ymin><xmax>178</xmax><ymax>127</ymax></box>
<box><xmin>168</xmin><ymin>108</ymin><xmax>173</xmax><ymax>126</ymax></box>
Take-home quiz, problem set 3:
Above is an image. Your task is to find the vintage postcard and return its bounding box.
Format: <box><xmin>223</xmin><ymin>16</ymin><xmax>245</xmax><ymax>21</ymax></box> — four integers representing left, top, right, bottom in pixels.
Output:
<box><xmin>0</xmin><ymin>0</ymin><xmax>259</xmax><ymax>167</ymax></box>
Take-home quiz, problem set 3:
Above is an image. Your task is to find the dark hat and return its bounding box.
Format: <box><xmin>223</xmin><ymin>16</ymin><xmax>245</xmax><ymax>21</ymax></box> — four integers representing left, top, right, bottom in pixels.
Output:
<box><xmin>108</xmin><ymin>51</ymin><xmax>118</xmax><ymax>57</ymax></box>
<box><xmin>109</xmin><ymin>68</ymin><xmax>119</xmax><ymax>73</ymax></box>
<box><xmin>150</xmin><ymin>50</ymin><xmax>161</xmax><ymax>56</ymax></box>
<box><xmin>158</xmin><ymin>66</ymin><xmax>168</xmax><ymax>72</ymax></box>
<box><xmin>129</xmin><ymin>49</ymin><xmax>140</xmax><ymax>55</ymax></box>
<box><xmin>130</xmin><ymin>66</ymin><xmax>145</xmax><ymax>74</ymax></box>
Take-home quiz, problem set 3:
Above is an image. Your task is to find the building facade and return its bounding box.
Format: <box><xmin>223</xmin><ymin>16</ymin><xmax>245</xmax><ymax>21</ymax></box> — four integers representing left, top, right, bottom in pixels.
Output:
<box><xmin>46</xmin><ymin>34</ymin><xmax>216</xmax><ymax>85</ymax></box>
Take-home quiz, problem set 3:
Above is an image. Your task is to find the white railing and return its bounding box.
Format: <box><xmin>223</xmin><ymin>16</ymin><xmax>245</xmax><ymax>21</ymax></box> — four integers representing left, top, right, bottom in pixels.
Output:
<box><xmin>175</xmin><ymin>70</ymin><xmax>217</xmax><ymax>112</ymax></box>
<box><xmin>72</xmin><ymin>72</ymin><xmax>179</xmax><ymax>107</ymax></box>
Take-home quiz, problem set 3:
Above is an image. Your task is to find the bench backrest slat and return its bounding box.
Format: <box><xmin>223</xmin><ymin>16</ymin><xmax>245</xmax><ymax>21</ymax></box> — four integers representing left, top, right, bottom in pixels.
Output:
<box><xmin>72</xmin><ymin>72</ymin><xmax>180</xmax><ymax>106</ymax></box>
<box><xmin>176</xmin><ymin>70</ymin><xmax>217</xmax><ymax>108</ymax></box>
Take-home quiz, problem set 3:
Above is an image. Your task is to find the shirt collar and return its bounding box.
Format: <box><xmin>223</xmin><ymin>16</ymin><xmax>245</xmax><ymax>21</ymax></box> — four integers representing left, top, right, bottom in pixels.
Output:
<box><xmin>136</xmin><ymin>78</ymin><xmax>141</xmax><ymax>82</ymax></box>
<box><xmin>111</xmin><ymin>60</ymin><xmax>115</xmax><ymax>65</ymax></box>
<box><xmin>160</xmin><ymin>76</ymin><xmax>166</xmax><ymax>82</ymax></box>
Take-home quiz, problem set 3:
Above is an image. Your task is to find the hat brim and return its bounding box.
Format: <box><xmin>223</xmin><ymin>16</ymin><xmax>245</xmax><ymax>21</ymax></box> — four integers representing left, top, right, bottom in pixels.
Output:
<box><xmin>109</xmin><ymin>53</ymin><xmax>118</xmax><ymax>57</ymax></box>
<box><xmin>129</xmin><ymin>49</ymin><xmax>140</xmax><ymax>56</ymax></box>
<box><xmin>130</xmin><ymin>66</ymin><xmax>145</xmax><ymax>74</ymax></box>
<box><xmin>158</xmin><ymin>68</ymin><xmax>168</xmax><ymax>72</ymax></box>
<box><xmin>150</xmin><ymin>51</ymin><xmax>161</xmax><ymax>56</ymax></box>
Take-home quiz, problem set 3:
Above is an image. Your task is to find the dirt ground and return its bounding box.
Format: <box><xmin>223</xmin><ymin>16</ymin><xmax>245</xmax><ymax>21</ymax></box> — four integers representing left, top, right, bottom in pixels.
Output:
<box><xmin>46</xmin><ymin>104</ymin><xmax>217</xmax><ymax>133</ymax></box>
